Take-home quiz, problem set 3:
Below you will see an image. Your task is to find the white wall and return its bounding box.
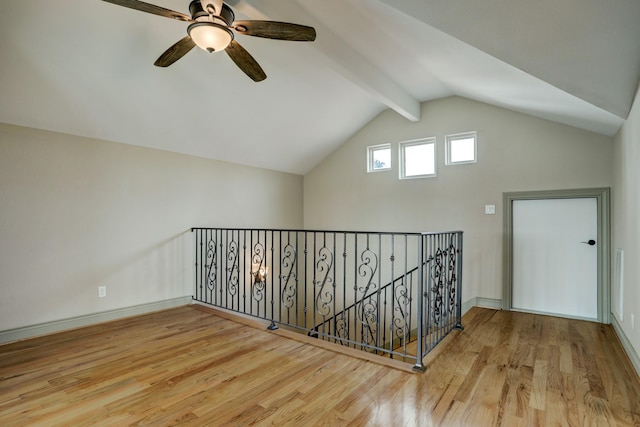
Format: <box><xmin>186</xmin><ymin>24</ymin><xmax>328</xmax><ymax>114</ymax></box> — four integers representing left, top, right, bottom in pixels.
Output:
<box><xmin>0</xmin><ymin>123</ymin><xmax>303</xmax><ymax>332</ymax></box>
<box><xmin>612</xmin><ymin>85</ymin><xmax>640</xmax><ymax>364</ymax></box>
<box><xmin>303</xmin><ymin>96</ymin><xmax>613</xmax><ymax>305</ymax></box>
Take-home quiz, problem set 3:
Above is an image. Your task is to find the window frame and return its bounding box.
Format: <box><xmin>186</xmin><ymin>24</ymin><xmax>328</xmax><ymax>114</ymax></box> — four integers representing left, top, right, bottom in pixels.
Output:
<box><xmin>366</xmin><ymin>143</ymin><xmax>392</xmax><ymax>173</ymax></box>
<box><xmin>445</xmin><ymin>131</ymin><xmax>477</xmax><ymax>165</ymax></box>
<box><xmin>399</xmin><ymin>137</ymin><xmax>437</xmax><ymax>180</ymax></box>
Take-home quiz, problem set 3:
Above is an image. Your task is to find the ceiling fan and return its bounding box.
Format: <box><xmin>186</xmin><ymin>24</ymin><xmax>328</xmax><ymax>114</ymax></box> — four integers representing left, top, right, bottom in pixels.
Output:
<box><xmin>101</xmin><ymin>0</ymin><xmax>317</xmax><ymax>82</ymax></box>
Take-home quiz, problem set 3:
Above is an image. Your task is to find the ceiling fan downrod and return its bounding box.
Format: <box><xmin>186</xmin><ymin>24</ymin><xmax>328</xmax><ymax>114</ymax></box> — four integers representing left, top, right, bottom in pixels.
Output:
<box><xmin>191</xmin><ymin>0</ymin><xmax>234</xmax><ymax>26</ymax></box>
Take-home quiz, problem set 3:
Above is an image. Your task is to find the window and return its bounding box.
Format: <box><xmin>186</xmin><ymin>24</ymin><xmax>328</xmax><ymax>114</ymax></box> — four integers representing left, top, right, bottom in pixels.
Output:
<box><xmin>399</xmin><ymin>138</ymin><xmax>436</xmax><ymax>179</ymax></box>
<box><xmin>446</xmin><ymin>132</ymin><xmax>477</xmax><ymax>165</ymax></box>
<box><xmin>367</xmin><ymin>144</ymin><xmax>391</xmax><ymax>172</ymax></box>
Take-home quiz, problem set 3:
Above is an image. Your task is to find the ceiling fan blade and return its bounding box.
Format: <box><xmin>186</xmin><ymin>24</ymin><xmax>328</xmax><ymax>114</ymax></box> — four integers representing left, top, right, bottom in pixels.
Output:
<box><xmin>225</xmin><ymin>40</ymin><xmax>267</xmax><ymax>82</ymax></box>
<box><xmin>154</xmin><ymin>36</ymin><xmax>196</xmax><ymax>67</ymax></box>
<box><xmin>233</xmin><ymin>20</ymin><xmax>316</xmax><ymax>41</ymax></box>
<box><xmin>101</xmin><ymin>0</ymin><xmax>191</xmax><ymax>22</ymax></box>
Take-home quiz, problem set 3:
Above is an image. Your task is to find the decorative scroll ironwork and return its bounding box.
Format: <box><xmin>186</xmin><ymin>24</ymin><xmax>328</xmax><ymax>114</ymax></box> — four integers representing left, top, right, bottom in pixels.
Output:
<box><xmin>393</xmin><ymin>277</ymin><xmax>410</xmax><ymax>342</ymax></box>
<box><xmin>314</xmin><ymin>246</ymin><xmax>334</xmax><ymax>317</ymax></box>
<box><xmin>356</xmin><ymin>248</ymin><xmax>379</xmax><ymax>348</ymax></box>
<box><xmin>428</xmin><ymin>241</ymin><xmax>459</xmax><ymax>326</ymax></box>
<box><xmin>335</xmin><ymin>314</ymin><xmax>349</xmax><ymax>345</ymax></box>
<box><xmin>429</xmin><ymin>247</ymin><xmax>445</xmax><ymax>326</ymax></box>
<box><xmin>359</xmin><ymin>296</ymin><xmax>378</xmax><ymax>350</ymax></box>
<box><xmin>226</xmin><ymin>239</ymin><xmax>239</xmax><ymax>296</ymax></box>
<box><xmin>205</xmin><ymin>239</ymin><xmax>217</xmax><ymax>291</ymax></box>
<box><xmin>251</xmin><ymin>242</ymin><xmax>266</xmax><ymax>302</ymax></box>
<box><xmin>447</xmin><ymin>243</ymin><xmax>458</xmax><ymax>318</ymax></box>
<box><xmin>280</xmin><ymin>243</ymin><xmax>297</xmax><ymax>309</ymax></box>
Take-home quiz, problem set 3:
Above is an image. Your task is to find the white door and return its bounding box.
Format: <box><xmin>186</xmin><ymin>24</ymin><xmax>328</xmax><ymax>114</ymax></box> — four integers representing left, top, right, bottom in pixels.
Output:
<box><xmin>512</xmin><ymin>197</ymin><xmax>598</xmax><ymax>320</ymax></box>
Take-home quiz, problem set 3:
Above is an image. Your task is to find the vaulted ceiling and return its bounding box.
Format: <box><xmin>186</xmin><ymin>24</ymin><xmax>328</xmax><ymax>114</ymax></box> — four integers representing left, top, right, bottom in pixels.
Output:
<box><xmin>1</xmin><ymin>0</ymin><xmax>639</xmax><ymax>174</ymax></box>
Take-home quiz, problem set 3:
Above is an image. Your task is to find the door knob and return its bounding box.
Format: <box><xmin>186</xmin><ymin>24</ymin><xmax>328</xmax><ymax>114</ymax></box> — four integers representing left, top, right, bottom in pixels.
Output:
<box><xmin>581</xmin><ymin>239</ymin><xmax>596</xmax><ymax>246</ymax></box>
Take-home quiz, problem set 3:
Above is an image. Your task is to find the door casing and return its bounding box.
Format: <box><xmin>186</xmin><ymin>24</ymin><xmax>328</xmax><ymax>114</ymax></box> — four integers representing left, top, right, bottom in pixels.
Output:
<box><xmin>503</xmin><ymin>188</ymin><xmax>611</xmax><ymax>323</ymax></box>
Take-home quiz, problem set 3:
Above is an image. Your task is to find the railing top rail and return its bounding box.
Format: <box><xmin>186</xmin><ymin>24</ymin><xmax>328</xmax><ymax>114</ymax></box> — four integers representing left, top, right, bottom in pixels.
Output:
<box><xmin>421</xmin><ymin>230</ymin><xmax>464</xmax><ymax>236</ymax></box>
<box><xmin>191</xmin><ymin>227</ymin><xmax>461</xmax><ymax>236</ymax></box>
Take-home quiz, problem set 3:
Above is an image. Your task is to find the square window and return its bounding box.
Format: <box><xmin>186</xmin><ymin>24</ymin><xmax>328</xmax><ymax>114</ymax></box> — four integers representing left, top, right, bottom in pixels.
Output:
<box><xmin>399</xmin><ymin>138</ymin><xmax>436</xmax><ymax>179</ymax></box>
<box><xmin>446</xmin><ymin>132</ymin><xmax>477</xmax><ymax>165</ymax></box>
<box><xmin>367</xmin><ymin>144</ymin><xmax>391</xmax><ymax>172</ymax></box>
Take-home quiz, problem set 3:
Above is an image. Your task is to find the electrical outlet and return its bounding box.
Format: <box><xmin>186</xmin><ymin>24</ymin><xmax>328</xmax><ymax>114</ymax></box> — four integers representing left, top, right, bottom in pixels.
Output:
<box><xmin>98</xmin><ymin>285</ymin><xmax>107</xmax><ymax>298</ymax></box>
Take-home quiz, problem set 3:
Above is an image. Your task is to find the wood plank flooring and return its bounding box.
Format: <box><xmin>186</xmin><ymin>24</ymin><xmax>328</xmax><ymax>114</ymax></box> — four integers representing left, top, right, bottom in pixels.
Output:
<box><xmin>1</xmin><ymin>305</ymin><xmax>639</xmax><ymax>426</ymax></box>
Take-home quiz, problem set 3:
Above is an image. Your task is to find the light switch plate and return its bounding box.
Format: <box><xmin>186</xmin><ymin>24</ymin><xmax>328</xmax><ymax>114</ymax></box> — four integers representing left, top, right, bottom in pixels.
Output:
<box><xmin>485</xmin><ymin>205</ymin><xmax>496</xmax><ymax>215</ymax></box>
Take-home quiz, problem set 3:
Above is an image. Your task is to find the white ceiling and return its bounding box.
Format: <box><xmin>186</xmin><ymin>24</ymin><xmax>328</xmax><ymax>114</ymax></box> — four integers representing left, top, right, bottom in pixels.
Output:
<box><xmin>1</xmin><ymin>0</ymin><xmax>639</xmax><ymax>174</ymax></box>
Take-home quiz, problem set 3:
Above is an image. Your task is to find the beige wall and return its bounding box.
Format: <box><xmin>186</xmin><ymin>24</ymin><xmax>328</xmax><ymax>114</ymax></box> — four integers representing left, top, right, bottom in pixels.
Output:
<box><xmin>612</xmin><ymin>85</ymin><xmax>640</xmax><ymax>361</ymax></box>
<box><xmin>0</xmin><ymin>123</ymin><xmax>303</xmax><ymax>332</ymax></box>
<box><xmin>304</xmin><ymin>96</ymin><xmax>613</xmax><ymax>304</ymax></box>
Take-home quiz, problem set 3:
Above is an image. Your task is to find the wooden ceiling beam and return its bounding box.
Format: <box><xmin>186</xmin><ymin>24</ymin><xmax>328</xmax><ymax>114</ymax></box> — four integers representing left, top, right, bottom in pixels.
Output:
<box><xmin>230</xmin><ymin>0</ymin><xmax>421</xmax><ymax>122</ymax></box>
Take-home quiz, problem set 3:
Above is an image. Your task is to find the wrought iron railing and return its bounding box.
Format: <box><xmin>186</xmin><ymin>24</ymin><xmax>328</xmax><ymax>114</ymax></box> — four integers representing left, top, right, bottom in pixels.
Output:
<box><xmin>308</xmin><ymin>264</ymin><xmax>420</xmax><ymax>353</ymax></box>
<box><xmin>192</xmin><ymin>228</ymin><xmax>463</xmax><ymax>371</ymax></box>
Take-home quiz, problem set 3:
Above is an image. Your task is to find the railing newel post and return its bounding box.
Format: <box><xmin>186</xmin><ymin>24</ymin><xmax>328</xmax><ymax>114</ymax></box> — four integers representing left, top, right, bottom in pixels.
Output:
<box><xmin>414</xmin><ymin>234</ymin><xmax>426</xmax><ymax>372</ymax></box>
<box><xmin>455</xmin><ymin>231</ymin><xmax>464</xmax><ymax>330</ymax></box>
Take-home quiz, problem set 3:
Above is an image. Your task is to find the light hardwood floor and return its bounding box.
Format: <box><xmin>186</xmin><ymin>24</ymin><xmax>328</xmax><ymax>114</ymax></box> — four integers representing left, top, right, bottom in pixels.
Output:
<box><xmin>1</xmin><ymin>305</ymin><xmax>639</xmax><ymax>426</ymax></box>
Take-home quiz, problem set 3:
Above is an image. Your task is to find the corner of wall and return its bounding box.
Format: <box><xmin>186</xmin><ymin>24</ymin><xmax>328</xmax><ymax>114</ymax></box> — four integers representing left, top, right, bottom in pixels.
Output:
<box><xmin>462</xmin><ymin>297</ymin><xmax>503</xmax><ymax>316</ymax></box>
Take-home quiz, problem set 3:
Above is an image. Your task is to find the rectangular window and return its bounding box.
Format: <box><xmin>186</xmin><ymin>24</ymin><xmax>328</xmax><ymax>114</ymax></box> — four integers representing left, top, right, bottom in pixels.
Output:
<box><xmin>446</xmin><ymin>132</ymin><xmax>477</xmax><ymax>165</ymax></box>
<box><xmin>367</xmin><ymin>143</ymin><xmax>391</xmax><ymax>172</ymax></box>
<box><xmin>399</xmin><ymin>138</ymin><xmax>436</xmax><ymax>179</ymax></box>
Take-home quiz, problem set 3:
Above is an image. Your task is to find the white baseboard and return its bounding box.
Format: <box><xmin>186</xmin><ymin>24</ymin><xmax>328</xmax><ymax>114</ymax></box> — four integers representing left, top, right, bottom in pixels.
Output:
<box><xmin>0</xmin><ymin>296</ymin><xmax>193</xmax><ymax>345</ymax></box>
<box><xmin>610</xmin><ymin>314</ymin><xmax>640</xmax><ymax>378</ymax></box>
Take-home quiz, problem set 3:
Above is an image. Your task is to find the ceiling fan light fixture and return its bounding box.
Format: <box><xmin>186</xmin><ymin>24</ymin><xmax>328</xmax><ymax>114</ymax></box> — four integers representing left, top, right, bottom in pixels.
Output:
<box><xmin>188</xmin><ymin>22</ymin><xmax>233</xmax><ymax>52</ymax></box>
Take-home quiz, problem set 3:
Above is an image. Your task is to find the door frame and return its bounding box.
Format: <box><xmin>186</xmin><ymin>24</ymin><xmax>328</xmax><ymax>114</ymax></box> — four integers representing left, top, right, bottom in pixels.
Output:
<box><xmin>502</xmin><ymin>188</ymin><xmax>611</xmax><ymax>323</ymax></box>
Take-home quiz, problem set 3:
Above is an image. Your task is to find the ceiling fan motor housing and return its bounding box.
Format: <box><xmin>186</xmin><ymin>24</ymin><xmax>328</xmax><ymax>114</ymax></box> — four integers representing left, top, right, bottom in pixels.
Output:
<box><xmin>189</xmin><ymin>1</ymin><xmax>234</xmax><ymax>26</ymax></box>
